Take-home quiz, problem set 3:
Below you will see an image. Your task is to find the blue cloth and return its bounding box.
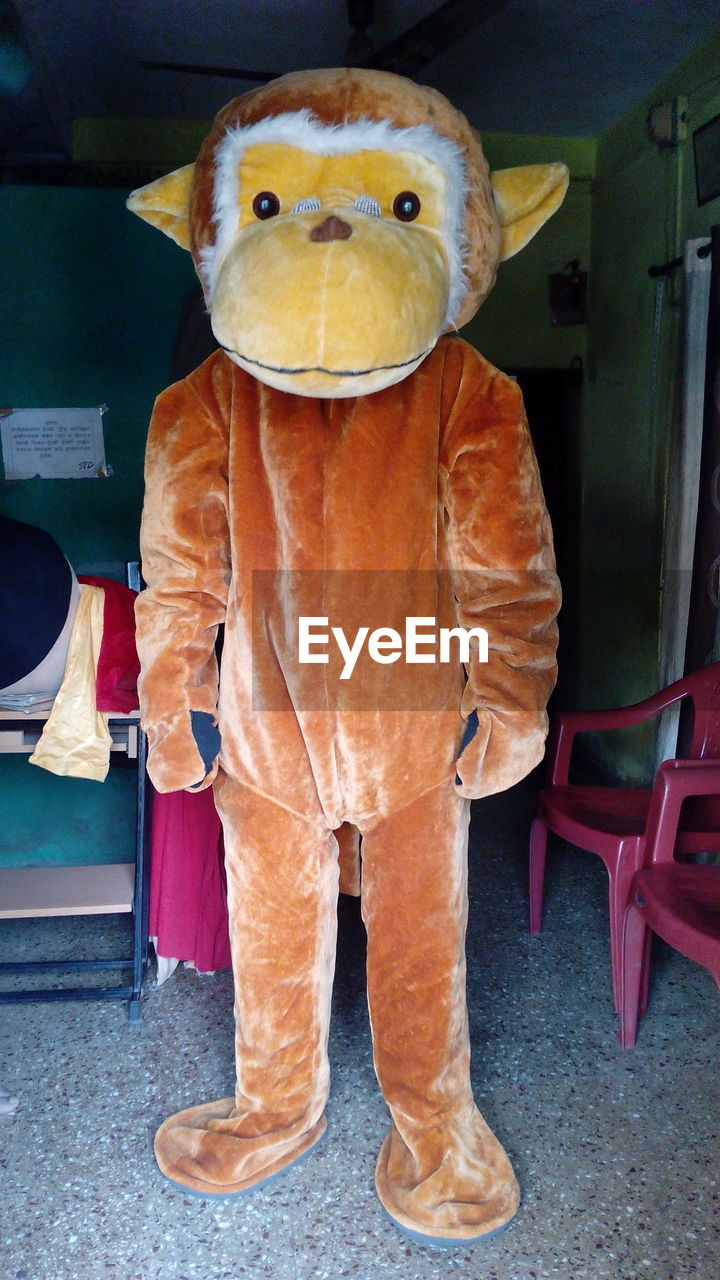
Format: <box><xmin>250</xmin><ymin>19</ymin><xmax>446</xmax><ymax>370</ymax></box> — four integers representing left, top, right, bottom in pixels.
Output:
<box><xmin>190</xmin><ymin>709</ymin><xmax>221</xmax><ymax>777</ymax></box>
<box><xmin>455</xmin><ymin>708</ymin><xmax>479</xmax><ymax>786</ymax></box>
<box><xmin>0</xmin><ymin>516</ymin><xmax>73</xmax><ymax>686</ymax></box>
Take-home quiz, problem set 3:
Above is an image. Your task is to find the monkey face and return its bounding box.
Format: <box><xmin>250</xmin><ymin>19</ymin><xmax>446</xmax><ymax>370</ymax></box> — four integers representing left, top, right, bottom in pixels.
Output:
<box><xmin>128</xmin><ymin>69</ymin><xmax>570</xmax><ymax>399</ymax></box>
<box><xmin>205</xmin><ymin>142</ymin><xmax>457</xmax><ymax>398</ymax></box>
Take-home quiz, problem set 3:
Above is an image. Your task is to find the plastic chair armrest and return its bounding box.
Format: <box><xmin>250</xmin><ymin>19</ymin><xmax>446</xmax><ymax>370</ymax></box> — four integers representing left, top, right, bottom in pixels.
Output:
<box><xmin>546</xmin><ymin>687</ymin><xmax>691</xmax><ymax>787</ymax></box>
<box><xmin>642</xmin><ymin>758</ymin><xmax>720</xmax><ymax>866</ymax></box>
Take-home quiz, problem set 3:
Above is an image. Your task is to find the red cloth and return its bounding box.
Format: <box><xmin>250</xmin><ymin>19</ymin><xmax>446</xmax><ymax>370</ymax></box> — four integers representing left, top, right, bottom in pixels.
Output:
<box><xmin>148</xmin><ymin>788</ymin><xmax>232</xmax><ymax>972</ymax></box>
<box><xmin>78</xmin><ymin>576</ymin><xmax>140</xmax><ymax>713</ymax></box>
<box><xmin>78</xmin><ymin>575</ymin><xmax>230</xmax><ymax>971</ymax></box>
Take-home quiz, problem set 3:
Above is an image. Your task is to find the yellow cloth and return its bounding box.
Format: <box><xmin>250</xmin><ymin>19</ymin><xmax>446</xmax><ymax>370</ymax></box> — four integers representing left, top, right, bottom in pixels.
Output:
<box><xmin>29</xmin><ymin>584</ymin><xmax>112</xmax><ymax>781</ymax></box>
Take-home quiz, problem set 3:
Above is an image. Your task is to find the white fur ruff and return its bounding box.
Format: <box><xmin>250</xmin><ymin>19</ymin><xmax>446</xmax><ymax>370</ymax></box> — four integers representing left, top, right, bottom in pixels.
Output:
<box><xmin>199</xmin><ymin>111</ymin><xmax>470</xmax><ymax>329</ymax></box>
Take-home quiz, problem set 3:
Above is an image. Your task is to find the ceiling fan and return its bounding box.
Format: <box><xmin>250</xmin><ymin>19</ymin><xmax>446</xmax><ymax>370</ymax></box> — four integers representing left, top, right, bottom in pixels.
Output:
<box><xmin>140</xmin><ymin>0</ymin><xmax>509</xmax><ymax>85</ymax></box>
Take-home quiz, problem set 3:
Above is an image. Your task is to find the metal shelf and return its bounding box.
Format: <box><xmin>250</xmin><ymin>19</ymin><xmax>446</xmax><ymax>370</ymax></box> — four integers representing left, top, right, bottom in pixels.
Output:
<box><xmin>0</xmin><ymin>711</ymin><xmax>151</xmax><ymax>1021</ymax></box>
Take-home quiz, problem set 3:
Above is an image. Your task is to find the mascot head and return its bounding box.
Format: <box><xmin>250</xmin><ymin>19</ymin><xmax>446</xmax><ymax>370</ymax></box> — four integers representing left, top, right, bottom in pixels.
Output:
<box><xmin>128</xmin><ymin>68</ymin><xmax>568</xmax><ymax>397</ymax></box>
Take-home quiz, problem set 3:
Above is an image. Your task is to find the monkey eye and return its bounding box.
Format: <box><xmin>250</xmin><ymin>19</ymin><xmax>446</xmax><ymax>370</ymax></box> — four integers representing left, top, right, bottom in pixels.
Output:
<box><xmin>392</xmin><ymin>191</ymin><xmax>421</xmax><ymax>222</ymax></box>
<box><xmin>252</xmin><ymin>191</ymin><xmax>281</xmax><ymax>219</ymax></box>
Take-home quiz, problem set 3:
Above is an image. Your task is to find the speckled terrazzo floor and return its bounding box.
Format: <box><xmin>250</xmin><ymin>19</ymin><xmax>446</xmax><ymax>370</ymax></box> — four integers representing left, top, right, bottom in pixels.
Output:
<box><xmin>1</xmin><ymin>776</ymin><xmax>718</xmax><ymax>1280</ymax></box>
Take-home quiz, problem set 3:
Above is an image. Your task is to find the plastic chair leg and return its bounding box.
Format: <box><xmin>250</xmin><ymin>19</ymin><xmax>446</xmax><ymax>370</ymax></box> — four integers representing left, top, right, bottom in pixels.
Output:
<box><xmin>618</xmin><ymin>902</ymin><xmax>648</xmax><ymax>1047</ymax></box>
<box><xmin>638</xmin><ymin>927</ymin><xmax>652</xmax><ymax>1018</ymax></box>
<box><xmin>607</xmin><ymin>845</ymin><xmax>642</xmax><ymax>1013</ymax></box>
<box><xmin>528</xmin><ymin>815</ymin><xmax>549</xmax><ymax>934</ymax></box>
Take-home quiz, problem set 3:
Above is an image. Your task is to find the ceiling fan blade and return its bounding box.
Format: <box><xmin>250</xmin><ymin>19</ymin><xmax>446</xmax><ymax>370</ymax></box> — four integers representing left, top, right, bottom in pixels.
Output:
<box><xmin>141</xmin><ymin>2</ymin><xmax>509</xmax><ymax>91</ymax></box>
<box><xmin>365</xmin><ymin>0</ymin><xmax>510</xmax><ymax>77</ymax></box>
<box><xmin>140</xmin><ymin>60</ymin><xmax>279</xmax><ymax>84</ymax></box>
<box><xmin>345</xmin><ymin>0</ymin><xmax>375</xmax><ymax>65</ymax></box>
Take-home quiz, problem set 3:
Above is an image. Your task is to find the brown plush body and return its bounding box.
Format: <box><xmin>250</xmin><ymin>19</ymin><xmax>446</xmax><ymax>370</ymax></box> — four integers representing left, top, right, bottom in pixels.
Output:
<box><xmin>137</xmin><ymin>337</ymin><xmax>558</xmax><ymax>1235</ymax></box>
<box><xmin>130</xmin><ymin>68</ymin><xmax>564</xmax><ymax>1243</ymax></box>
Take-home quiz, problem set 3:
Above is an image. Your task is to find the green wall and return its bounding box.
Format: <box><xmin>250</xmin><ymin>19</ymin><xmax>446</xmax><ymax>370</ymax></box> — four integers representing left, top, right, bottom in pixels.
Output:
<box><xmin>579</xmin><ymin>32</ymin><xmax>720</xmax><ymax>781</ymax></box>
<box><xmin>467</xmin><ymin>132</ymin><xmax>595</xmax><ymax>371</ymax></box>
<box><xmin>0</xmin><ymin>184</ymin><xmax>196</xmax><ymax>866</ymax></box>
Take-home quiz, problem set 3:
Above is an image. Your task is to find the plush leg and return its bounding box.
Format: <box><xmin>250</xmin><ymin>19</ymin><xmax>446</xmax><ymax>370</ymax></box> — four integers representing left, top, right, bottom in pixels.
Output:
<box><xmin>362</xmin><ymin>782</ymin><xmax>520</xmax><ymax>1243</ymax></box>
<box><xmin>154</xmin><ymin>776</ymin><xmax>338</xmax><ymax>1195</ymax></box>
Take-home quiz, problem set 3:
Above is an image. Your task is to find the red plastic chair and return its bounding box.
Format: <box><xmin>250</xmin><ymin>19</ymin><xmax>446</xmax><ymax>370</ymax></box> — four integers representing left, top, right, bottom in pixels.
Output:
<box><xmin>619</xmin><ymin>759</ymin><xmax>720</xmax><ymax>1047</ymax></box>
<box><xmin>529</xmin><ymin>663</ymin><xmax>720</xmax><ymax>1011</ymax></box>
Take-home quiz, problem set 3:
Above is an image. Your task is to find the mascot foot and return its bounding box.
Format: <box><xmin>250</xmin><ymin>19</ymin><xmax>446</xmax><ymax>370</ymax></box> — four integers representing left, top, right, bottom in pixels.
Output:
<box><xmin>374</xmin><ymin>1122</ymin><xmax>520</xmax><ymax>1246</ymax></box>
<box><xmin>380</xmin><ymin>1207</ymin><xmax>513</xmax><ymax>1248</ymax></box>
<box><xmin>154</xmin><ymin>1097</ymin><xmax>327</xmax><ymax>1197</ymax></box>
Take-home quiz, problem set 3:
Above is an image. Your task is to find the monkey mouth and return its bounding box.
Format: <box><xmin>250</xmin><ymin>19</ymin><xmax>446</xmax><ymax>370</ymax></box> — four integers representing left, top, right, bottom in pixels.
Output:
<box><xmin>219</xmin><ymin>345</ymin><xmax>432</xmax><ymax>378</ymax></box>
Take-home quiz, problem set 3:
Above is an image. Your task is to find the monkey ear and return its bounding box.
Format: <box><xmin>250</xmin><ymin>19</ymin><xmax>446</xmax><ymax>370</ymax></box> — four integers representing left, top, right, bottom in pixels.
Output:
<box><xmin>126</xmin><ymin>163</ymin><xmax>195</xmax><ymax>249</ymax></box>
<box><xmin>491</xmin><ymin>163</ymin><xmax>569</xmax><ymax>262</ymax></box>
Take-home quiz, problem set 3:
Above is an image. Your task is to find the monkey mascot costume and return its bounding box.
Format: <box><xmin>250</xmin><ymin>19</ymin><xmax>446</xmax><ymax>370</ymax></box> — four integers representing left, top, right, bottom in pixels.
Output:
<box><xmin>128</xmin><ymin>68</ymin><xmax>566</xmax><ymax>1245</ymax></box>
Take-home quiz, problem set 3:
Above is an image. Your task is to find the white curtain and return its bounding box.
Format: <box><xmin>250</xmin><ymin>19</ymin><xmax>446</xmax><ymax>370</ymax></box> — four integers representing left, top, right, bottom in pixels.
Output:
<box><xmin>656</xmin><ymin>237</ymin><xmax>712</xmax><ymax>765</ymax></box>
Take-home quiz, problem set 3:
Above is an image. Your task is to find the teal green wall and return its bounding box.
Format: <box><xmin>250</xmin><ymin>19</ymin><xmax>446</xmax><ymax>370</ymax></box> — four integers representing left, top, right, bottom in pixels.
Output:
<box><xmin>0</xmin><ymin>185</ymin><xmax>196</xmax><ymax>866</ymax></box>
<box><xmin>0</xmin><ymin>185</ymin><xmax>197</xmax><ymax>573</ymax></box>
<box><xmin>579</xmin><ymin>33</ymin><xmax>720</xmax><ymax>781</ymax></box>
<box><xmin>0</xmin><ymin>757</ymin><xmax>135</xmax><ymax>867</ymax></box>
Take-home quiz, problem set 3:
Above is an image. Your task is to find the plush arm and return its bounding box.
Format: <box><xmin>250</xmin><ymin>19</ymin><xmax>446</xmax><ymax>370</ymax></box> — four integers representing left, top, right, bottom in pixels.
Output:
<box><xmin>442</xmin><ymin>353</ymin><xmax>561</xmax><ymax>799</ymax></box>
<box><xmin>135</xmin><ymin>375</ymin><xmax>231</xmax><ymax>793</ymax></box>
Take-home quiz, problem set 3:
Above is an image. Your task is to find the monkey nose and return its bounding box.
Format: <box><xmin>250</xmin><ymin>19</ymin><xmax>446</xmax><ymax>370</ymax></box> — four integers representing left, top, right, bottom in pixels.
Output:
<box><xmin>309</xmin><ymin>215</ymin><xmax>353</xmax><ymax>243</ymax></box>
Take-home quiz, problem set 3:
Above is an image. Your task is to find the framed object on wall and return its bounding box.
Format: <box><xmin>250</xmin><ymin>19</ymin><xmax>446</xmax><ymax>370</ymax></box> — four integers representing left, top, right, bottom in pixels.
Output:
<box><xmin>694</xmin><ymin>112</ymin><xmax>720</xmax><ymax>206</ymax></box>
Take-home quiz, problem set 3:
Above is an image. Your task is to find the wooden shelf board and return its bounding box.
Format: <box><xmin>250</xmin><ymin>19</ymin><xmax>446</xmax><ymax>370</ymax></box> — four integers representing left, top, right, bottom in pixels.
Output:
<box><xmin>0</xmin><ymin>863</ymin><xmax>135</xmax><ymax>918</ymax></box>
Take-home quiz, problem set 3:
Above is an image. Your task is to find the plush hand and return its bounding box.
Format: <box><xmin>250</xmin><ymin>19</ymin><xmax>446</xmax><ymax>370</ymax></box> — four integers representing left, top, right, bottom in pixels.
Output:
<box><xmin>138</xmin><ymin>708</ymin><xmax>221</xmax><ymax>793</ymax></box>
<box><xmin>454</xmin><ymin>706</ymin><xmax>547</xmax><ymax>800</ymax></box>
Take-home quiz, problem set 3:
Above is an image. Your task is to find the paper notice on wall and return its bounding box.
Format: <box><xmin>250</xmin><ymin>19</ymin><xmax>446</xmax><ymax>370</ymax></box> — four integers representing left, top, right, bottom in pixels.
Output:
<box><xmin>0</xmin><ymin>406</ymin><xmax>109</xmax><ymax>479</ymax></box>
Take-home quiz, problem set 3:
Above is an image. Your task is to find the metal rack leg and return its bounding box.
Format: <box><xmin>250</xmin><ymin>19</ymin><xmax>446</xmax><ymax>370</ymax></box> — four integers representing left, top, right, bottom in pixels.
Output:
<box><xmin>129</xmin><ymin>727</ymin><xmax>152</xmax><ymax>1023</ymax></box>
